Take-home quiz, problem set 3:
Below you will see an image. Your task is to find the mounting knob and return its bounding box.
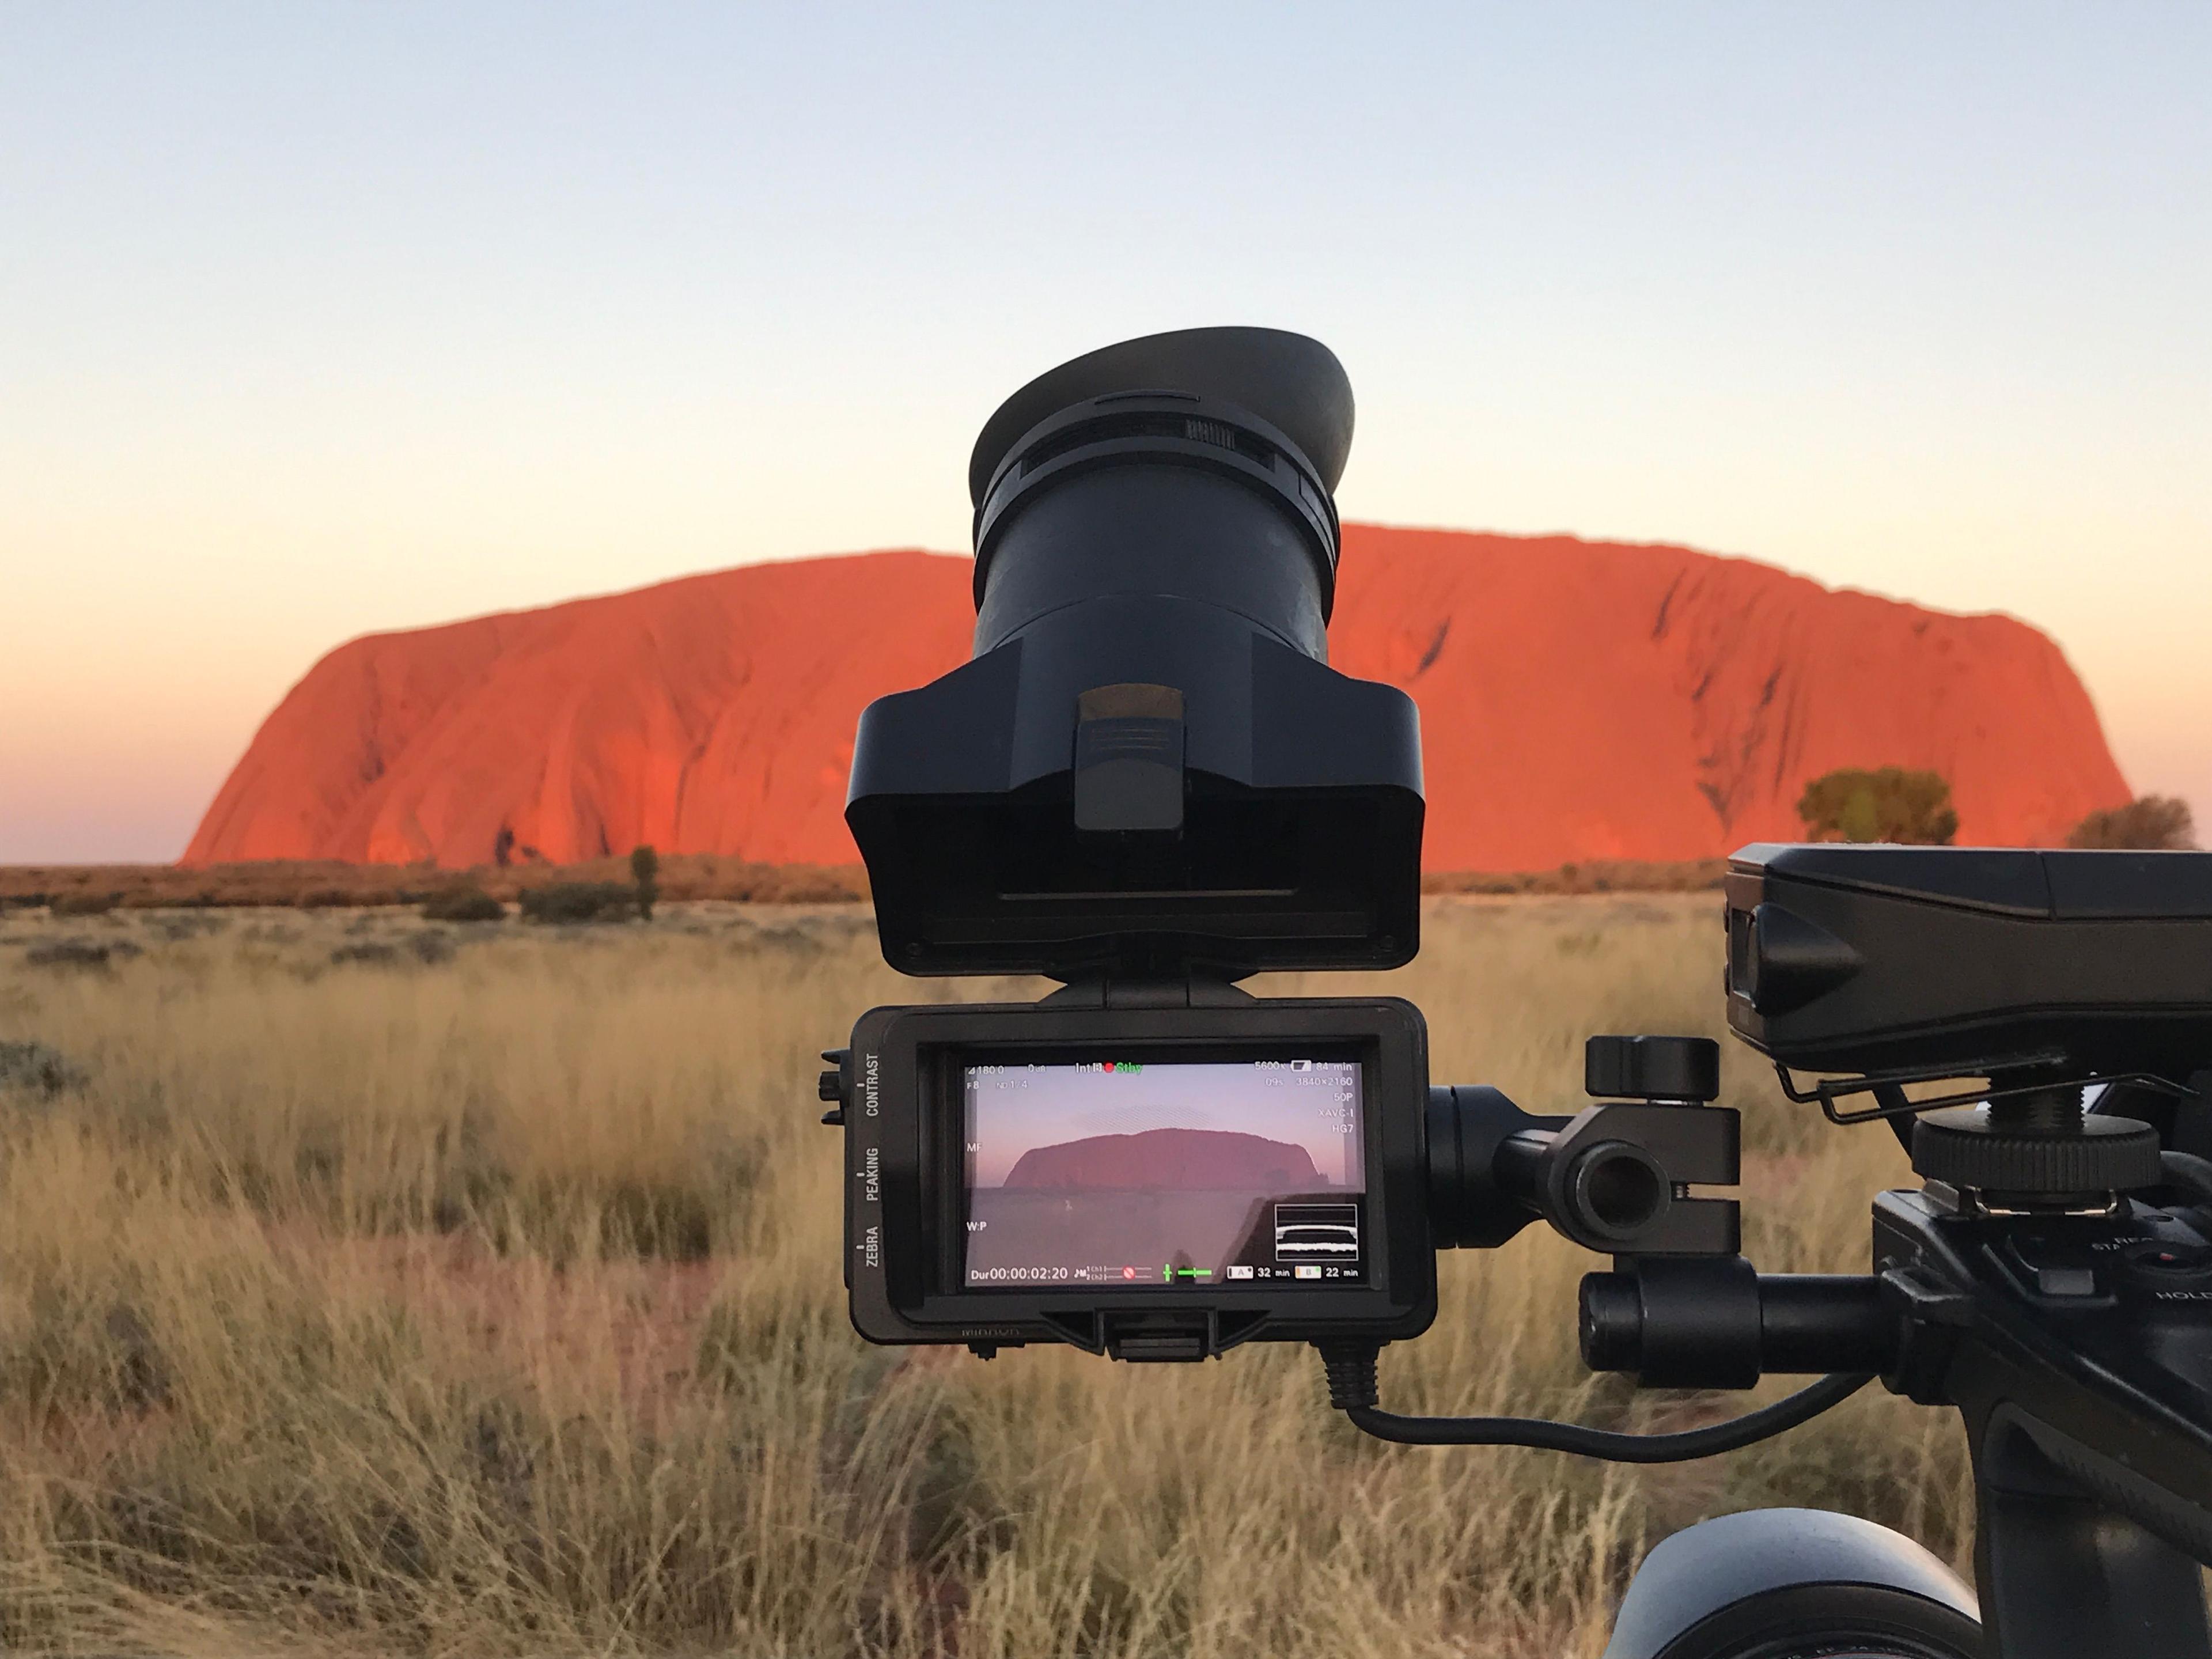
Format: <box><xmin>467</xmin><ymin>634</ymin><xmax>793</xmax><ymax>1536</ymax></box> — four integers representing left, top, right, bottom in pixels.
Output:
<box><xmin>1586</xmin><ymin>1035</ymin><xmax>1721</xmax><ymax>1104</ymax></box>
<box><xmin>1912</xmin><ymin>1107</ymin><xmax>2161</xmax><ymax>1197</ymax></box>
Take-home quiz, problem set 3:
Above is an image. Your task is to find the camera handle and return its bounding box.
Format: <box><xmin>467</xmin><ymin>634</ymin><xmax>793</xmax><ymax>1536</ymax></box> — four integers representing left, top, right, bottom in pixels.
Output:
<box><xmin>1963</xmin><ymin>1394</ymin><xmax>2212</xmax><ymax>1659</ymax></box>
<box><xmin>1575</xmin><ymin>1244</ymin><xmax>2212</xmax><ymax>1657</ymax></box>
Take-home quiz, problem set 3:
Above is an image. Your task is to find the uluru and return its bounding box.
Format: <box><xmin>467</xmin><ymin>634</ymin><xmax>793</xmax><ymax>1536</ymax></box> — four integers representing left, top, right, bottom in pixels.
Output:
<box><xmin>1003</xmin><ymin>1129</ymin><xmax>1324</xmax><ymax>1192</ymax></box>
<box><xmin>183</xmin><ymin>525</ymin><xmax>2131</xmax><ymax>872</ymax></box>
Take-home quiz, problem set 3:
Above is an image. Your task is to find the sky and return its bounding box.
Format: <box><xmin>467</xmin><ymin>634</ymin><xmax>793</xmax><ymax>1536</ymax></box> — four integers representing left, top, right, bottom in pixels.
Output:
<box><xmin>2</xmin><ymin>3</ymin><xmax>2206</xmax><ymax>863</ymax></box>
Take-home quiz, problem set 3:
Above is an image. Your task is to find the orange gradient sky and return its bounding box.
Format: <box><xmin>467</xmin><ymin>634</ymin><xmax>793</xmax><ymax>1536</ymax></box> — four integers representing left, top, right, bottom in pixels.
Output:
<box><xmin>2</xmin><ymin>6</ymin><xmax>2206</xmax><ymax>863</ymax></box>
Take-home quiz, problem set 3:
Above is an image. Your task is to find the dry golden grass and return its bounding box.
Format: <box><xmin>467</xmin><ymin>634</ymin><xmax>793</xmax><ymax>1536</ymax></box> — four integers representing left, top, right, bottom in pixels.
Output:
<box><xmin>0</xmin><ymin>897</ymin><xmax>1973</xmax><ymax>1658</ymax></box>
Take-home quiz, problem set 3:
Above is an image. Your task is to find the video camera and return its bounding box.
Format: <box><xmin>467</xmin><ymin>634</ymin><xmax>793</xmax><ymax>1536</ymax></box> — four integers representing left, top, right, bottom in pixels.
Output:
<box><xmin>820</xmin><ymin>328</ymin><xmax>2212</xmax><ymax>1658</ymax></box>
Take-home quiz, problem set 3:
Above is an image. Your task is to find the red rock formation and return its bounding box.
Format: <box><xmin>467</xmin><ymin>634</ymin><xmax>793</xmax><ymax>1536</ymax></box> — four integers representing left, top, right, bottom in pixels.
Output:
<box><xmin>187</xmin><ymin>552</ymin><xmax>975</xmax><ymax>869</ymax></box>
<box><xmin>1331</xmin><ymin>528</ymin><xmax>2131</xmax><ymax>865</ymax></box>
<box><xmin>1003</xmin><ymin>1128</ymin><xmax>1321</xmax><ymax>1191</ymax></box>
<box><xmin>184</xmin><ymin>527</ymin><xmax>2131</xmax><ymax>870</ymax></box>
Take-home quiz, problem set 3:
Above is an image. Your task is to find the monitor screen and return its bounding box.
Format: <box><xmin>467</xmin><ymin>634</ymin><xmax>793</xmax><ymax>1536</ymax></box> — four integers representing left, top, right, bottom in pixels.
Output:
<box><xmin>962</xmin><ymin>1057</ymin><xmax>1366</xmax><ymax>1289</ymax></box>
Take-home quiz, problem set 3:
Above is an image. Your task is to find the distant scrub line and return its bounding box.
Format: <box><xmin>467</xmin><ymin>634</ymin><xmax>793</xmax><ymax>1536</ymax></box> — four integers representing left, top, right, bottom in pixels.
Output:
<box><xmin>0</xmin><ymin>854</ymin><xmax>875</xmax><ymax>913</ymax></box>
<box><xmin>0</xmin><ymin>855</ymin><xmax>1739</xmax><ymax>914</ymax></box>
<box><xmin>10</xmin><ymin>782</ymin><xmax>2193</xmax><ymax>918</ymax></box>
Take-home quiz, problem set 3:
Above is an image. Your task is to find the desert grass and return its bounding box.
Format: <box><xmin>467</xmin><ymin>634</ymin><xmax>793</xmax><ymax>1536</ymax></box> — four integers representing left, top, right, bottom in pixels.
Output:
<box><xmin>0</xmin><ymin>898</ymin><xmax>1973</xmax><ymax>1658</ymax></box>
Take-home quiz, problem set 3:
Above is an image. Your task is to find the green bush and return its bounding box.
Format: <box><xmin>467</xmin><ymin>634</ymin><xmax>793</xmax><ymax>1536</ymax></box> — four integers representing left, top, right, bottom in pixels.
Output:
<box><xmin>420</xmin><ymin>885</ymin><xmax>506</xmax><ymax>923</ymax></box>
<box><xmin>516</xmin><ymin>882</ymin><xmax>637</xmax><ymax>924</ymax></box>
<box><xmin>2066</xmin><ymin>795</ymin><xmax>2196</xmax><ymax>850</ymax></box>
<box><xmin>1796</xmin><ymin>766</ymin><xmax>1959</xmax><ymax>845</ymax></box>
<box><xmin>50</xmin><ymin>891</ymin><xmax>118</xmax><ymax>917</ymax></box>
<box><xmin>630</xmin><ymin>844</ymin><xmax>660</xmax><ymax>921</ymax></box>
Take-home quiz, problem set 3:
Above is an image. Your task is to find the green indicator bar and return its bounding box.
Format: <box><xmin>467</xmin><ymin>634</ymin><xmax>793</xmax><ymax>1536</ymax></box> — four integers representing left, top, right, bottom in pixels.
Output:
<box><xmin>1172</xmin><ymin>1267</ymin><xmax>1213</xmax><ymax>1280</ymax></box>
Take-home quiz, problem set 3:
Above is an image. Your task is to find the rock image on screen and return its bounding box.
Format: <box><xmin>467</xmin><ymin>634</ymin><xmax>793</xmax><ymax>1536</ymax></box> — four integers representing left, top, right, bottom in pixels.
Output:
<box><xmin>1003</xmin><ymin>1128</ymin><xmax>1319</xmax><ymax>1190</ymax></box>
<box><xmin>963</xmin><ymin>1060</ymin><xmax>1363</xmax><ymax>1287</ymax></box>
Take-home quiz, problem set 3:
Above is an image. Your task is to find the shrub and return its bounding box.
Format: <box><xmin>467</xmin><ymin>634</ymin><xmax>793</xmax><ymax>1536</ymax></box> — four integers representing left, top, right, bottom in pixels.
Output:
<box><xmin>421</xmin><ymin>885</ymin><xmax>507</xmax><ymax>923</ymax></box>
<box><xmin>328</xmin><ymin>942</ymin><xmax>402</xmax><ymax>967</ymax></box>
<box><xmin>517</xmin><ymin>881</ymin><xmax>638</xmax><ymax>924</ymax></box>
<box><xmin>739</xmin><ymin>862</ymin><xmax>870</xmax><ymax>903</ymax></box>
<box><xmin>1796</xmin><ymin>766</ymin><xmax>1959</xmax><ymax>844</ymax></box>
<box><xmin>630</xmin><ymin>844</ymin><xmax>660</xmax><ymax>921</ymax></box>
<box><xmin>410</xmin><ymin>929</ymin><xmax>457</xmax><ymax>964</ymax></box>
<box><xmin>0</xmin><ymin>1040</ymin><xmax>84</xmax><ymax>1096</ymax></box>
<box><xmin>50</xmin><ymin>891</ymin><xmax>118</xmax><ymax>917</ymax></box>
<box><xmin>2066</xmin><ymin>795</ymin><xmax>2197</xmax><ymax>850</ymax></box>
<box><xmin>25</xmin><ymin>938</ymin><xmax>140</xmax><ymax>971</ymax></box>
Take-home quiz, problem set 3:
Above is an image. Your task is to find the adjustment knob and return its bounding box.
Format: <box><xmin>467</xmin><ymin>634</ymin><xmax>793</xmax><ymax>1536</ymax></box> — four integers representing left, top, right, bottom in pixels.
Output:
<box><xmin>1911</xmin><ymin>1107</ymin><xmax>2161</xmax><ymax>1196</ymax></box>
<box><xmin>1586</xmin><ymin>1035</ymin><xmax>1721</xmax><ymax>1104</ymax></box>
<box><xmin>818</xmin><ymin>1048</ymin><xmax>850</xmax><ymax>1125</ymax></box>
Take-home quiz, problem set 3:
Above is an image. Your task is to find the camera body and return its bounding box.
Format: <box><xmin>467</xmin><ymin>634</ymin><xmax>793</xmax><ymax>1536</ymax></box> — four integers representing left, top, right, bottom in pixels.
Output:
<box><xmin>829</xmin><ymin>992</ymin><xmax>1435</xmax><ymax>1360</ymax></box>
<box><xmin>1725</xmin><ymin>842</ymin><xmax>2212</xmax><ymax>1081</ymax></box>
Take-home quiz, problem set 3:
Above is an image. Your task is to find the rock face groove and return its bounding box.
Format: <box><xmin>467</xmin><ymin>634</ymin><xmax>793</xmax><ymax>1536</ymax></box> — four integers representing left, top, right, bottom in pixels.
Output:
<box><xmin>184</xmin><ymin>526</ymin><xmax>2130</xmax><ymax>870</ymax></box>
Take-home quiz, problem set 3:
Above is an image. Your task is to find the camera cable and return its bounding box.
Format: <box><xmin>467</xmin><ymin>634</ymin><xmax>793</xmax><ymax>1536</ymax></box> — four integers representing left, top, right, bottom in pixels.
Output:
<box><xmin>1316</xmin><ymin>1342</ymin><xmax>1872</xmax><ymax>1464</ymax></box>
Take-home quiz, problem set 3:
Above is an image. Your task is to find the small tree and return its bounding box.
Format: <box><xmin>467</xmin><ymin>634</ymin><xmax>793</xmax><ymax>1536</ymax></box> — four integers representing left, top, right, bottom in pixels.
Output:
<box><xmin>1797</xmin><ymin>767</ymin><xmax>1959</xmax><ymax>845</ymax></box>
<box><xmin>2067</xmin><ymin>795</ymin><xmax>2196</xmax><ymax>850</ymax></box>
<box><xmin>630</xmin><ymin>844</ymin><xmax>661</xmax><ymax>921</ymax></box>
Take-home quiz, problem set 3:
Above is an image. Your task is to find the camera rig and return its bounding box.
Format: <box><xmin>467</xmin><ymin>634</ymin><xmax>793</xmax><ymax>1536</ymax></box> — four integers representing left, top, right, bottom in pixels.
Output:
<box><xmin>1406</xmin><ymin>844</ymin><xmax>2212</xmax><ymax>1658</ymax></box>
<box><xmin>821</xmin><ymin>327</ymin><xmax>2212</xmax><ymax>1658</ymax></box>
